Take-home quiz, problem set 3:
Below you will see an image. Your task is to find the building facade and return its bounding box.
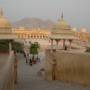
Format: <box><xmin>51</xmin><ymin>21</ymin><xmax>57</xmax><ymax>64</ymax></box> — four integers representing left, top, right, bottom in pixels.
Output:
<box><xmin>12</xmin><ymin>27</ymin><xmax>51</xmax><ymax>47</ymax></box>
<box><xmin>0</xmin><ymin>9</ymin><xmax>90</xmax><ymax>50</ymax></box>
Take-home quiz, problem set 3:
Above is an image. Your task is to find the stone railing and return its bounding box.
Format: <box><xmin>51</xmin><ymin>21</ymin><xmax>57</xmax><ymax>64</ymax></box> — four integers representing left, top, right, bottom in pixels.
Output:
<box><xmin>0</xmin><ymin>51</ymin><xmax>18</xmax><ymax>90</ymax></box>
<box><xmin>45</xmin><ymin>49</ymin><xmax>90</xmax><ymax>85</ymax></box>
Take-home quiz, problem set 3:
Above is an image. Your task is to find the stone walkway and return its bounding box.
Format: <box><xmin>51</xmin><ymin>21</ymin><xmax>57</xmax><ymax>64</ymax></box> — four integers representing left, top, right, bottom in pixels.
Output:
<box><xmin>15</xmin><ymin>53</ymin><xmax>90</xmax><ymax>90</ymax></box>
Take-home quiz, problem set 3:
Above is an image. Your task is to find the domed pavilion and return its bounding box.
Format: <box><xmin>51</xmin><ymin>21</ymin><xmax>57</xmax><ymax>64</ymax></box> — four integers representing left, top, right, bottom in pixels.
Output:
<box><xmin>0</xmin><ymin>9</ymin><xmax>17</xmax><ymax>52</ymax></box>
<box><xmin>50</xmin><ymin>13</ymin><xmax>77</xmax><ymax>50</ymax></box>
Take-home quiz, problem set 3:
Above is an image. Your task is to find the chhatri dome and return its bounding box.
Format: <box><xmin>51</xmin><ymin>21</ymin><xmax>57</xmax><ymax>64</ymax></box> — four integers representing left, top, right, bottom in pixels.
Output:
<box><xmin>53</xmin><ymin>13</ymin><xmax>71</xmax><ymax>30</ymax></box>
<box><xmin>0</xmin><ymin>9</ymin><xmax>17</xmax><ymax>39</ymax></box>
<box><xmin>51</xmin><ymin>13</ymin><xmax>77</xmax><ymax>40</ymax></box>
<box><xmin>50</xmin><ymin>13</ymin><xmax>78</xmax><ymax>50</ymax></box>
<box><xmin>0</xmin><ymin>9</ymin><xmax>11</xmax><ymax>31</ymax></box>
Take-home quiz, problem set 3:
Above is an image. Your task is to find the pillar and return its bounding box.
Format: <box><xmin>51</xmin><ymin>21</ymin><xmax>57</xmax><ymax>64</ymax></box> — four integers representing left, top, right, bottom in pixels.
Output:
<box><xmin>51</xmin><ymin>39</ymin><xmax>53</xmax><ymax>50</ymax></box>
<box><xmin>63</xmin><ymin>39</ymin><xmax>65</xmax><ymax>50</ymax></box>
<box><xmin>69</xmin><ymin>39</ymin><xmax>72</xmax><ymax>49</ymax></box>
<box><xmin>9</xmin><ymin>42</ymin><xmax>12</xmax><ymax>53</ymax></box>
<box><xmin>55</xmin><ymin>39</ymin><xmax>59</xmax><ymax>49</ymax></box>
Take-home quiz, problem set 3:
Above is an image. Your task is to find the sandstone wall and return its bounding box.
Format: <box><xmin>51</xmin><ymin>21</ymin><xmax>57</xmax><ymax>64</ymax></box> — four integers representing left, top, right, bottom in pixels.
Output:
<box><xmin>45</xmin><ymin>50</ymin><xmax>90</xmax><ymax>85</ymax></box>
<box><xmin>0</xmin><ymin>51</ymin><xmax>17</xmax><ymax>90</ymax></box>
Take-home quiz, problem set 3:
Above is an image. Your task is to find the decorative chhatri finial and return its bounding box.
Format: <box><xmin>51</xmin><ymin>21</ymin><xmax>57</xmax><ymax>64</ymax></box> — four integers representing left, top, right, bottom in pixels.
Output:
<box><xmin>0</xmin><ymin>8</ymin><xmax>3</xmax><ymax>17</ymax></box>
<box><xmin>57</xmin><ymin>10</ymin><xmax>64</xmax><ymax>21</ymax></box>
<box><xmin>61</xmin><ymin>12</ymin><xmax>63</xmax><ymax>20</ymax></box>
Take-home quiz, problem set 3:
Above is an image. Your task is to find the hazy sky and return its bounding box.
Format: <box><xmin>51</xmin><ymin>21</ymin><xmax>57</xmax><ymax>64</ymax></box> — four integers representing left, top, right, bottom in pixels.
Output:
<box><xmin>0</xmin><ymin>0</ymin><xmax>90</xmax><ymax>30</ymax></box>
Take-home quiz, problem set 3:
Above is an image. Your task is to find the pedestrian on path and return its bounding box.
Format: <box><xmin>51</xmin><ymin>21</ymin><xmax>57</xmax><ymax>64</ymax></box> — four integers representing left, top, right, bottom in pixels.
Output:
<box><xmin>29</xmin><ymin>58</ymin><xmax>32</xmax><ymax>66</ymax></box>
<box><xmin>36</xmin><ymin>56</ymin><xmax>40</xmax><ymax>63</ymax></box>
<box><xmin>23</xmin><ymin>48</ymin><xmax>29</xmax><ymax>63</ymax></box>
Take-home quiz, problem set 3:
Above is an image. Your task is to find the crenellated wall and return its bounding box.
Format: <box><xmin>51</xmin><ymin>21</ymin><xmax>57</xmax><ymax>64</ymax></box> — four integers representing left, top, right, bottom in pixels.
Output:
<box><xmin>45</xmin><ymin>49</ymin><xmax>90</xmax><ymax>85</ymax></box>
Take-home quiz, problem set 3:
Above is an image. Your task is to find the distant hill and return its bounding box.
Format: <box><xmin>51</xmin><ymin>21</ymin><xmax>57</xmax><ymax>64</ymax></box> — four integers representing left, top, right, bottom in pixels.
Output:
<box><xmin>12</xmin><ymin>18</ymin><xmax>55</xmax><ymax>29</ymax></box>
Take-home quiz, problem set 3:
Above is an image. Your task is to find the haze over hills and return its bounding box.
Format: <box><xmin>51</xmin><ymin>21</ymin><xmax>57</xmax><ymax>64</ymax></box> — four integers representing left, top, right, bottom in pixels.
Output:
<box><xmin>12</xmin><ymin>17</ymin><xmax>55</xmax><ymax>29</ymax></box>
<box><xmin>12</xmin><ymin>18</ymin><xmax>90</xmax><ymax>31</ymax></box>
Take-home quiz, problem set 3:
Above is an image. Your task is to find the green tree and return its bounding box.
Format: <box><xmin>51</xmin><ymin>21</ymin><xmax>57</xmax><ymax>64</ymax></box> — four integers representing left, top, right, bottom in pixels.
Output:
<box><xmin>0</xmin><ymin>40</ymin><xmax>23</xmax><ymax>53</ymax></box>
<box><xmin>29</xmin><ymin>42</ymin><xmax>40</xmax><ymax>57</ymax></box>
<box><xmin>0</xmin><ymin>40</ymin><xmax>10</xmax><ymax>52</ymax></box>
<box><xmin>85</xmin><ymin>47</ymin><xmax>90</xmax><ymax>53</ymax></box>
<box><xmin>12</xmin><ymin>41</ymin><xmax>23</xmax><ymax>53</ymax></box>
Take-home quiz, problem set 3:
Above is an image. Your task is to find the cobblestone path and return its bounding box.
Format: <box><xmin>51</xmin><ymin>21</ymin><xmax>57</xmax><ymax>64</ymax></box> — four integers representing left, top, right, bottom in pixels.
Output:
<box><xmin>15</xmin><ymin>53</ymin><xmax>90</xmax><ymax>90</ymax></box>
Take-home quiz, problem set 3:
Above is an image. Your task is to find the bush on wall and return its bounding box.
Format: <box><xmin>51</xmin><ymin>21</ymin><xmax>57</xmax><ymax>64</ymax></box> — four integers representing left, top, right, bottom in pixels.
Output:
<box><xmin>0</xmin><ymin>40</ymin><xmax>23</xmax><ymax>53</ymax></box>
<box><xmin>12</xmin><ymin>41</ymin><xmax>23</xmax><ymax>53</ymax></box>
<box><xmin>0</xmin><ymin>40</ymin><xmax>9</xmax><ymax>52</ymax></box>
<box><xmin>85</xmin><ymin>47</ymin><xmax>90</xmax><ymax>53</ymax></box>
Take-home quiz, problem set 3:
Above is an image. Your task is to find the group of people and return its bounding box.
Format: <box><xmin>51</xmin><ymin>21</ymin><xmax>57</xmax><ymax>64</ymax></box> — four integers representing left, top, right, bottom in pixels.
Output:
<box><xmin>29</xmin><ymin>55</ymin><xmax>40</xmax><ymax>65</ymax></box>
<box><xmin>23</xmin><ymin>51</ymin><xmax>40</xmax><ymax>66</ymax></box>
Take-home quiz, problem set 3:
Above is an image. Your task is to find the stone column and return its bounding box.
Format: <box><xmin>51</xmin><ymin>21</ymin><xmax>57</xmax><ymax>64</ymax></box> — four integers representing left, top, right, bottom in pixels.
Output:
<box><xmin>55</xmin><ymin>39</ymin><xmax>59</xmax><ymax>50</ymax></box>
<box><xmin>69</xmin><ymin>39</ymin><xmax>72</xmax><ymax>49</ymax></box>
<box><xmin>63</xmin><ymin>39</ymin><xmax>65</xmax><ymax>50</ymax></box>
<box><xmin>51</xmin><ymin>39</ymin><xmax>53</xmax><ymax>50</ymax></box>
<box><xmin>9</xmin><ymin>42</ymin><xmax>12</xmax><ymax>53</ymax></box>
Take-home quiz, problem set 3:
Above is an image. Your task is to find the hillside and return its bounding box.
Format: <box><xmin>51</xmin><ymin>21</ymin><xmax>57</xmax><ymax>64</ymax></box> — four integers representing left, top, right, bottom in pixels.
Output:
<box><xmin>12</xmin><ymin>18</ymin><xmax>55</xmax><ymax>29</ymax></box>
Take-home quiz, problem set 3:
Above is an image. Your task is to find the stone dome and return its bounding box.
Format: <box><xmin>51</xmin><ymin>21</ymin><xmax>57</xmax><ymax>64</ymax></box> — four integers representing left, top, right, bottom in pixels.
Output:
<box><xmin>57</xmin><ymin>19</ymin><xmax>71</xmax><ymax>29</ymax></box>
<box><xmin>50</xmin><ymin>13</ymin><xmax>77</xmax><ymax>40</ymax></box>
<box><xmin>53</xmin><ymin>13</ymin><xmax>71</xmax><ymax>30</ymax></box>
<box><xmin>0</xmin><ymin>9</ymin><xmax>11</xmax><ymax>29</ymax></box>
<box><xmin>0</xmin><ymin>17</ymin><xmax>11</xmax><ymax>29</ymax></box>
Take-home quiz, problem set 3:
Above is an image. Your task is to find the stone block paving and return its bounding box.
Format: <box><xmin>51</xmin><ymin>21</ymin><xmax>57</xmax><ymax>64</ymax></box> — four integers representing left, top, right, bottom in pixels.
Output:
<box><xmin>15</xmin><ymin>53</ymin><xmax>90</xmax><ymax>90</ymax></box>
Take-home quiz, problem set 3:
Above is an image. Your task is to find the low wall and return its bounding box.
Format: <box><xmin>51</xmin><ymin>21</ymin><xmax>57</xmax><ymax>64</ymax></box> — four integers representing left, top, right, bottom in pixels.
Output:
<box><xmin>45</xmin><ymin>49</ymin><xmax>90</xmax><ymax>85</ymax></box>
<box><xmin>0</xmin><ymin>51</ymin><xmax>18</xmax><ymax>90</ymax></box>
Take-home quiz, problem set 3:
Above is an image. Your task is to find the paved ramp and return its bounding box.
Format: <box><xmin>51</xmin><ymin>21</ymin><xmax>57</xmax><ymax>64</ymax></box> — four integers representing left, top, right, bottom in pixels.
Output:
<box><xmin>15</xmin><ymin>53</ymin><xmax>90</xmax><ymax>90</ymax></box>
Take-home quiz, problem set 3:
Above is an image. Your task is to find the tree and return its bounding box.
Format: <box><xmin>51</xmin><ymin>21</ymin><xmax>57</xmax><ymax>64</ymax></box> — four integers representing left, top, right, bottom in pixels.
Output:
<box><xmin>0</xmin><ymin>40</ymin><xmax>10</xmax><ymax>52</ymax></box>
<box><xmin>12</xmin><ymin>41</ymin><xmax>23</xmax><ymax>53</ymax></box>
<box><xmin>29</xmin><ymin>42</ymin><xmax>40</xmax><ymax>59</ymax></box>
<box><xmin>85</xmin><ymin>47</ymin><xmax>90</xmax><ymax>53</ymax></box>
<box><xmin>0</xmin><ymin>40</ymin><xmax>23</xmax><ymax>53</ymax></box>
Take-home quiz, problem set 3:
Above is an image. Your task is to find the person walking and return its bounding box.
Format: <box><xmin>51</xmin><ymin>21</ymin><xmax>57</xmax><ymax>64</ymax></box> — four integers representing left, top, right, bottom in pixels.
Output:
<box><xmin>23</xmin><ymin>48</ymin><xmax>28</xmax><ymax>63</ymax></box>
<box><xmin>29</xmin><ymin>58</ymin><xmax>32</xmax><ymax>66</ymax></box>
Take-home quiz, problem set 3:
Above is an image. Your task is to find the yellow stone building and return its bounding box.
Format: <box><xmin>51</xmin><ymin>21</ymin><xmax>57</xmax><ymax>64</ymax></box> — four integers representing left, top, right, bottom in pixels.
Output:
<box><xmin>0</xmin><ymin>9</ymin><xmax>90</xmax><ymax>49</ymax></box>
<box><xmin>12</xmin><ymin>27</ymin><xmax>50</xmax><ymax>40</ymax></box>
<box><xmin>76</xmin><ymin>28</ymin><xmax>90</xmax><ymax>42</ymax></box>
<box><xmin>12</xmin><ymin>27</ymin><xmax>50</xmax><ymax>47</ymax></box>
<box><xmin>0</xmin><ymin>9</ymin><xmax>17</xmax><ymax>52</ymax></box>
<box><xmin>0</xmin><ymin>9</ymin><xmax>17</xmax><ymax>39</ymax></box>
<box><xmin>0</xmin><ymin>9</ymin><xmax>50</xmax><ymax>48</ymax></box>
<box><xmin>50</xmin><ymin>13</ymin><xmax>77</xmax><ymax>49</ymax></box>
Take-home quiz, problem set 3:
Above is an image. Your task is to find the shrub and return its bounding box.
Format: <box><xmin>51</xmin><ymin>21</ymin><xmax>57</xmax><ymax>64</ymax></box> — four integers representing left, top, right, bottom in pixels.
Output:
<box><xmin>0</xmin><ymin>40</ymin><xmax>9</xmax><ymax>52</ymax></box>
<box><xmin>85</xmin><ymin>47</ymin><xmax>90</xmax><ymax>53</ymax></box>
<box><xmin>29</xmin><ymin>42</ymin><xmax>40</xmax><ymax>55</ymax></box>
<box><xmin>0</xmin><ymin>40</ymin><xmax>23</xmax><ymax>53</ymax></box>
<box><xmin>12</xmin><ymin>41</ymin><xmax>23</xmax><ymax>53</ymax></box>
